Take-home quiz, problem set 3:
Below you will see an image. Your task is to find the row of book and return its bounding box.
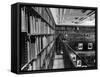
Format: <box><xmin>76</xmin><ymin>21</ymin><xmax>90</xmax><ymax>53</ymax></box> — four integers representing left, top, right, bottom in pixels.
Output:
<box><xmin>21</xmin><ymin>34</ymin><xmax>54</xmax><ymax>71</ymax></box>
<box><xmin>29</xmin><ymin>15</ymin><xmax>55</xmax><ymax>34</ymax></box>
<box><xmin>21</xmin><ymin>7</ymin><xmax>55</xmax><ymax>34</ymax></box>
<box><xmin>28</xmin><ymin>36</ymin><xmax>54</xmax><ymax>61</ymax></box>
<box><xmin>32</xmin><ymin>7</ymin><xmax>55</xmax><ymax>28</ymax></box>
<box><xmin>28</xmin><ymin>36</ymin><xmax>55</xmax><ymax>70</ymax></box>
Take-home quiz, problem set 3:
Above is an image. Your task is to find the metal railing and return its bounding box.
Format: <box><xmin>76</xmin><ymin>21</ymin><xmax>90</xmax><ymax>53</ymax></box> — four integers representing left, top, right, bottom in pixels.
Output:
<box><xmin>21</xmin><ymin>39</ymin><xmax>56</xmax><ymax>71</ymax></box>
<box><xmin>59</xmin><ymin>37</ymin><xmax>89</xmax><ymax>68</ymax></box>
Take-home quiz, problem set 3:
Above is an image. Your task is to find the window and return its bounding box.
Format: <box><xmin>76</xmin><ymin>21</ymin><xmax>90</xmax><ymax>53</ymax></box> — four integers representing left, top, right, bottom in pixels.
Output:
<box><xmin>88</xmin><ymin>43</ymin><xmax>93</xmax><ymax>49</ymax></box>
<box><xmin>77</xmin><ymin>60</ymin><xmax>82</xmax><ymax>67</ymax></box>
<box><xmin>78</xmin><ymin>43</ymin><xmax>83</xmax><ymax>50</ymax></box>
<box><xmin>70</xmin><ymin>54</ymin><xmax>76</xmax><ymax>61</ymax></box>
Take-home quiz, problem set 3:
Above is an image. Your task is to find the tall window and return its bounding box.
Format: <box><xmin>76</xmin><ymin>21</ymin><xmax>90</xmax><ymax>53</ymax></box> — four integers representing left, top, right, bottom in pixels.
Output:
<box><xmin>78</xmin><ymin>43</ymin><xmax>83</xmax><ymax>50</ymax></box>
<box><xmin>88</xmin><ymin>43</ymin><xmax>93</xmax><ymax>49</ymax></box>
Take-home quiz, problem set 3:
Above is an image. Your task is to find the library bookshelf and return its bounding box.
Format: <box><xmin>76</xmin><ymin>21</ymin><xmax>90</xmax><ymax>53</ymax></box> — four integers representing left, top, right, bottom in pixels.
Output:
<box><xmin>11</xmin><ymin>3</ymin><xmax>57</xmax><ymax>73</ymax></box>
<box><xmin>21</xmin><ymin>6</ymin><xmax>56</xmax><ymax>71</ymax></box>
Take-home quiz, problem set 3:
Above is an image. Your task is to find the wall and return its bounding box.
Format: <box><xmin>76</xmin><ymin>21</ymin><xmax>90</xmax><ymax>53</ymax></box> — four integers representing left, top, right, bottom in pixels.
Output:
<box><xmin>0</xmin><ymin>0</ymin><xmax>99</xmax><ymax>77</ymax></box>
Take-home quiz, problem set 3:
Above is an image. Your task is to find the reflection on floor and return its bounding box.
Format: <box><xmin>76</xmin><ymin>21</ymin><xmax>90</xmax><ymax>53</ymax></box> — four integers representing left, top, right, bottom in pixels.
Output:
<box><xmin>53</xmin><ymin>54</ymin><xmax>64</xmax><ymax>69</ymax></box>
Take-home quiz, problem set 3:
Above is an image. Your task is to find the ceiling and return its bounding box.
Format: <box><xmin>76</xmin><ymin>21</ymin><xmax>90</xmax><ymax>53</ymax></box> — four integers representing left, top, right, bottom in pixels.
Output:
<box><xmin>50</xmin><ymin>8</ymin><xmax>95</xmax><ymax>26</ymax></box>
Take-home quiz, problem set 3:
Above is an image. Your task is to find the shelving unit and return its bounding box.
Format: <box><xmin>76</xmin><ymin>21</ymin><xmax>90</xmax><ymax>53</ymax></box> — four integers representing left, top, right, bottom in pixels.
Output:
<box><xmin>21</xmin><ymin>6</ymin><xmax>56</xmax><ymax>71</ymax></box>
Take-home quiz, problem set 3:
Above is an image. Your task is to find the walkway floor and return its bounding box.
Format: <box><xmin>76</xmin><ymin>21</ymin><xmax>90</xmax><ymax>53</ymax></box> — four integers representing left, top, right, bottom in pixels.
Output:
<box><xmin>53</xmin><ymin>54</ymin><xmax>64</xmax><ymax>69</ymax></box>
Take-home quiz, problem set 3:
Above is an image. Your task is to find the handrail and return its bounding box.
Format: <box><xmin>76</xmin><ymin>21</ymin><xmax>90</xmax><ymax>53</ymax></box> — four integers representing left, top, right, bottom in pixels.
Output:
<box><xmin>57</xmin><ymin>38</ymin><xmax>76</xmax><ymax>67</ymax></box>
<box><xmin>21</xmin><ymin>37</ymin><xmax>57</xmax><ymax>71</ymax></box>
<box><xmin>66</xmin><ymin>43</ymin><xmax>89</xmax><ymax>66</ymax></box>
<box><xmin>60</xmin><ymin>38</ymin><xmax>89</xmax><ymax>67</ymax></box>
<box><xmin>42</xmin><ymin>41</ymin><xmax>55</xmax><ymax>68</ymax></box>
<box><xmin>21</xmin><ymin>58</ymin><xmax>37</xmax><ymax>70</ymax></box>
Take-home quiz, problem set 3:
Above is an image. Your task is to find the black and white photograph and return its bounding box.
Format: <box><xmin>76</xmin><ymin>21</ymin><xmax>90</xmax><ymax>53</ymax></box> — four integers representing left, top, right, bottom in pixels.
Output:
<box><xmin>11</xmin><ymin>3</ymin><xmax>97</xmax><ymax>74</ymax></box>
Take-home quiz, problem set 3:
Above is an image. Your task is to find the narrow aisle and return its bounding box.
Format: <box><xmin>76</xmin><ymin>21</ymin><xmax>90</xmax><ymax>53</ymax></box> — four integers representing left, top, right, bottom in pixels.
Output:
<box><xmin>53</xmin><ymin>52</ymin><xmax>64</xmax><ymax>69</ymax></box>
